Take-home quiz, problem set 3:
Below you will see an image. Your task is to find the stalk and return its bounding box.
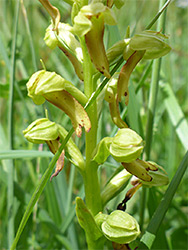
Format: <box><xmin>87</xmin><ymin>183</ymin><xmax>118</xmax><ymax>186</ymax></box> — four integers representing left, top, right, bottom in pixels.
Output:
<box><xmin>80</xmin><ymin>37</ymin><xmax>103</xmax><ymax>249</ymax></box>
<box><xmin>140</xmin><ymin>0</ymin><xmax>168</xmax><ymax>230</ymax></box>
<box><xmin>7</xmin><ymin>0</ymin><xmax>20</xmax><ymax>248</ymax></box>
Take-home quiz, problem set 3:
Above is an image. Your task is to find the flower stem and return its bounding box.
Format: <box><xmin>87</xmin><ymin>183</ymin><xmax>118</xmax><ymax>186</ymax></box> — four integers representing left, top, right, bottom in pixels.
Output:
<box><xmin>80</xmin><ymin>36</ymin><xmax>103</xmax><ymax>248</ymax></box>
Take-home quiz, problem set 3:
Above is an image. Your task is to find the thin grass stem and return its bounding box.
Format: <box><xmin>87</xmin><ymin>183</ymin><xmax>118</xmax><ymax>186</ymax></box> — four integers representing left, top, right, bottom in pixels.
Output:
<box><xmin>21</xmin><ymin>0</ymin><xmax>38</xmax><ymax>71</ymax></box>
<box><xmin>7</xmin><ymin>1</ymin><xmax>20</xmax><ymax>248</ymax></box>
<box><xmin>141</xmin><ymin>0</ymin><xmax>168</xmax><ymax>232</ymax></box>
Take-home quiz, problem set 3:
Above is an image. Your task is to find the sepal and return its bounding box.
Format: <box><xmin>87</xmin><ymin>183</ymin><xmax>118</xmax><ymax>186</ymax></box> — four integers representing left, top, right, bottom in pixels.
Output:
<box><xmin>109</xmin><ymin>129</ymin><xmax>144</xmax><ymax>162</ymax></box>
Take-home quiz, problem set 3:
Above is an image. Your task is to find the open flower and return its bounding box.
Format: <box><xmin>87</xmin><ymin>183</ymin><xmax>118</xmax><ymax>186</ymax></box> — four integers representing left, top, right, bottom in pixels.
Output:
<box><xmin>26</xmin><ymin>70</ymin><xmax>91</xmax><ymax>137</ymax></box>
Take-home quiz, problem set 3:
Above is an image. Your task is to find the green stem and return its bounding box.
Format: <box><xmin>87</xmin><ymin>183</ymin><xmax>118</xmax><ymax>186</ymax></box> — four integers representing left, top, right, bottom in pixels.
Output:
<box><xmin>80</xmin><ymin>36</ymin><xmax>103</xmax><ymax>248</ymax></box>
<box><xmin>8</xmin><ymin>1</ymin><xmax>20</xmax><ymax>248</ymax></box>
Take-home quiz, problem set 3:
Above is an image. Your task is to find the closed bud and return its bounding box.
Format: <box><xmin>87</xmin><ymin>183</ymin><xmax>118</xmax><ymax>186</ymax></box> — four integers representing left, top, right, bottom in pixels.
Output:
<box><xmin>97</xmin><ymin>210</ymin><xmax>140</xmax><ymax>244</ymax></box>
<box><xmin>129</xmin><ymin>30</ymin><xmax>171</xmax><ymax>59</ymax></box>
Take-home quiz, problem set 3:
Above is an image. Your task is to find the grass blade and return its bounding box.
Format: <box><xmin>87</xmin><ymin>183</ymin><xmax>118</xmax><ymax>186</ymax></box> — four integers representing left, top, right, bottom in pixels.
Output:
<box><xmin>0</xmin><ymin>150</ymin><xmax>53</xmax><ymax>159</ymax></box>
<box><xmin>160</xmin><ymin>82</ymin><xmax>188</xmax><ymax>150</ymax></box>
<box><xmin>7</xmin><ymin>0</ymin><xmax>20</xmax><ymax>247</ymax></box>
<box><xmin>139</xmin><ymin>151</ymin><xmax>188</xmax><ymax>249</ymax></box>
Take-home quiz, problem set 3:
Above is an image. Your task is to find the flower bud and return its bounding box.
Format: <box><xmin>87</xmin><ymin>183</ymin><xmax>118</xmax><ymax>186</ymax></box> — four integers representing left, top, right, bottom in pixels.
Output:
<box><xmin>129</xmin><ymin>30</ymin><xmax>171</xmax><ymax>59</ymax></box>
<box><xmin>26</xmin><ymin>70</ymin><xmax>91</xmax><ymax>137</ymax></box>
<box><xmin>99</xmin><ymin>210</ymin><xmax>140</xmax><ymax>244</ymax></box>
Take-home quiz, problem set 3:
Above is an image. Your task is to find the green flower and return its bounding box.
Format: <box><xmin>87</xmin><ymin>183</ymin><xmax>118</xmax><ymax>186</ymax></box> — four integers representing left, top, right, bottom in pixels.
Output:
<box><xmin>93</xmin><ymin>128</ymin><xmax>144</xmax><ymax>164</ymax></box>
<box><xmin>129</xmin><ymin>30</ymin><xmax>171</xmax><ymax>59</ymax></box>
<box><xmin>95</xmin><ymin>210</ymin><xmax>140</xmax><ymax>244</ymax></box>
<box><xmin>23</xmin><ymin>118</ymin><xmax>85</xmax><ymax>171</ymax></box>
<box><xmin>44</xmin><ymin>23</ymin><xmax>84</xmax><ymax>81</ymax></box>
<box><xmin>73</xmin><ymin>3</ymin><xmax>116</xmax><ymax>78</ymax></box>
<box><xmin>26</xmin><ymin>70</ymin><xmax>91</xmax><ymax>137</ymax></box>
